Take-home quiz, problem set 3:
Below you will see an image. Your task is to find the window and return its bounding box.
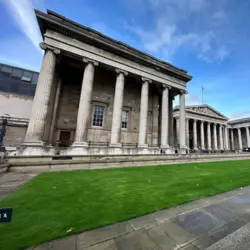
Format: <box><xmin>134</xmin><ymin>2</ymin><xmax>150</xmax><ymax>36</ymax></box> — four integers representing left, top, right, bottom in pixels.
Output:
<box><xmin>11</xmin><ymin>69</ymin><xmax>23</xmax><ymax>80</ymax></box>
<box><xmin>121</xmin><ymin>110</ymin><xmax>129</xmax><ymax>130</ymax></box>
<box><xmin>92</xmin><ymin>105</ymin><xmax>105</xmax><ymax>127</ymax></box>
<box><xmin>0</xmin><ymin>65</ymin><xmax>12</xmax><ymax>79</ymax></box>
<box><xmin>31</xmin><ymin>73</ymin><xmax>39</xmax><ymax>85</ymax></box>
<box><xmin>21</xmin><ymin>71</ymin><xmax>32</xmax><ymax>82</ymax></box>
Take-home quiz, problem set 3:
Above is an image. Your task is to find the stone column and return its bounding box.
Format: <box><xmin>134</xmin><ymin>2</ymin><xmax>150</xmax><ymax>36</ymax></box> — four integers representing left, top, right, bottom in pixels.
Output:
<box><xmin>48</xmin><ymin>78</ymin><xmax>62</xmax><ymax>145</ymax></box>
<box><xmin>24</xmin><ymin>44</ymin><xmax>59</xmax><ymax>146</ymax></box>
<box><xmin>161</xmin><ymin>85</ymin><xmax>170</xmax><ymax>150</ymax></box>
<box><xmin>152</xmin><ymin>94</ymin><xmax>159</xmax><ymax>146</ymax></box>
<box><xmin>219</xmin><ymin>124</ymin><xmax>223</xmax><ymax>150</ymax></box>
<box><xmin>246</xmin><ymin>127</ymin><xmax>250</xmax><ymax>148</ymax></box>
<box><xmin>224</xmin><ymin>126</ymin><xmax>229</xmax><ymax>150</ymax></box>
<box><xmin>168</xmin><ymin>94</ymin><xmax>174</xmax><ymax>147</ymax></box>
<box><xmin>200</xmin><ymin>121</ymin><xmax>205</xmax><ymax>150</ymax></box>
<box><xmin>72</xmin><ymin>59</ymin><xmax>98</xmax><ymax>149</ymax></box>
<box><xmin>110</xmin><ymin>69</ymin><xmax>127</xmax><ymax>147</ymax></box>
<box><xmin>138</xmin><ymin>78</ymin><xmax>151</xmax><ymax>148</ymax></box>
<box><xmin>213</xmin><ymin>123</ymin><xmax>218</xmax><ymax>151</ymax></box>
<box><xmin>238</xmin><ymin>128</ymin><xmax>243</xmax><ymax>151</ymax></box>
<box><xmin>186</xmin><ymin>119</ymin><xmax>190</xmax><ymax>149</ymax></box>
<box><xmin>179</xmin><ymin>90</ymin><xmax>187</xmax><ymax>153</ymax></box>
<box><xmin>207</xmin><ymin>122</ymin><xmax>212</xmax><ymax>151</ymax></box>
<box><xmin>230</xmin><ymin>129</ymin><xmax>235</xmax><ymax>151</ymax></box>
<box><xmin>193</xmin><ymin>120</ymin><xmax>198</xmax><ymax>151</ymax></box>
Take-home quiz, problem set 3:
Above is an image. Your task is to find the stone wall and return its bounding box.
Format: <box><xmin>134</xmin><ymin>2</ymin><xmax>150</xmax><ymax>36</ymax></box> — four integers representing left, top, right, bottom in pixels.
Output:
<box><xmin>4</xmin><ymin>125</ymin><xmax>27</xmax><ymax>148</ymax></box>
<box><xmin>0</xmin><ymin>91</ymin><xmax>33</xmax><ymax>118</ymax></box>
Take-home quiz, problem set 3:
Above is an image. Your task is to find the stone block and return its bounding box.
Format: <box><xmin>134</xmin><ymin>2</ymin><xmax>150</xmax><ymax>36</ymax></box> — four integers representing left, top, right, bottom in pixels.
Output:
<box><xmin>77</xmin><ymin>221</ymin><xmax>133</xmax><ymax>249</ymax></box>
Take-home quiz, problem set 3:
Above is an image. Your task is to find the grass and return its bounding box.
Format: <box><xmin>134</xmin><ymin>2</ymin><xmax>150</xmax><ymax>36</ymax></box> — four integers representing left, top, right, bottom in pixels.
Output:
<box><xmin>1</xmin><ymin>160</ymin><xmax>250</xmax><ymax>250</ymax></box>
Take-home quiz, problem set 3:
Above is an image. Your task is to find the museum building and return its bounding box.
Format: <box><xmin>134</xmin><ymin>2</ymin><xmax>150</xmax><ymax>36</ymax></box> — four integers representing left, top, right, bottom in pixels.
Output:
<box><xmin>0</xmin><ymin>10</ymin><xmax>249</xmax><ymax>156</ymax></box>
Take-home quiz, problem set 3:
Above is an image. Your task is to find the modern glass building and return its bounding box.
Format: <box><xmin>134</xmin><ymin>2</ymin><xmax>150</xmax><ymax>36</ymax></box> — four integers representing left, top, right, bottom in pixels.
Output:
<box><xmin>0</xmin><ymin>63</ymin><xmax>38</xmax><ymax>96</ymax></box>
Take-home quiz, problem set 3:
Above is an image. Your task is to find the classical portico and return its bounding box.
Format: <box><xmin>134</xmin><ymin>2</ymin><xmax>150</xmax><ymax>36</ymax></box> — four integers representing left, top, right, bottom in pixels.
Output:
<box><xmin>19</xmin><ymin>10</ymin><xmax>192</xmax><ymax>156</ymax></box>
<box><xmin>228</xmin><ymin>118</ymin><xmax>250</xmax><ymax>152</ymax></box>
<box><xmin>173</xmin><ymin>105</ymin><xmax>229</xmax><ymax>152</ymax></box>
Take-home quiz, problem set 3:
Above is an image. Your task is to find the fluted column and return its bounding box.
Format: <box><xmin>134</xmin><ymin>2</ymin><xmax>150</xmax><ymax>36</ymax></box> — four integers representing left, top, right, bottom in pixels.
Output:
<box><xmin>138</xmin><ymin>78</ymin><xmax>151</xmax><ymax>147</ymax></box>
<box><xmin>230</xmin><ymin>129</ymin><xmax>235</xmax><ymax>151</ymax></box>
<box><xmin>213</xmin><ymin>123</ymin><xmax>218</xmax><ymax>151</ymax></box>
<box><xmin>219</xmin><ymin>124</ymin><xmax>223</xmax><ymax>150</ymax></box>
<box><xmin>110</xmin><ymin>69</ymin><xmax>127</xmax><ymax>147</ymax></box>
<box><xmin>72</xmin><ymin>59</ymin><xmax>98</xmax><ymax>147</ymax></box>
<box><xmin>207</xmin><ymin>122</ymin><xmax>212</xmax><ymax>151</ymax></box>
<box><xmin>24</xmin><ymin>44</ymin><xmax>59</xmax><ymax>145</ymax></box>
<box><xmin>161</xmin><ymin>85</ymin><xmax>170</xmax><ymax>149</ymax></box>
<box><xmin>168</xmin><ymin>94</ymin><xmax>174</xmax><ymax>147</ymax></box>
<box><xmin>224</xmin><ymin>126</ymin><xmax>229</xmax><ymax>150</ymax></box>
<box><xmin>200</xmin><ymin>121</ymin><xmax>205</xmax><ymax>150</ymax></box>
<box><xmin>179</xmin><ymin>90</ymin><xmax>186</xmax><ymax>152</ymax></box>
<box><xmin>186</xmin><ymin>119</ymin><xmax>189</xmax><ymax>149</ymax></box>
<box><xmin>246</xmin><ymin>127</ymin><xmax>250</xmax><ymax>147</ymax></box>
<box><xmin>238</xmin><ymin>128</ymin><xmax>243</xmax><ymax>151</ymax></box>
<box><xmin>193</xmin><ymin>120</ymin><xmax>198</xmax><ymax>151</ymax></box>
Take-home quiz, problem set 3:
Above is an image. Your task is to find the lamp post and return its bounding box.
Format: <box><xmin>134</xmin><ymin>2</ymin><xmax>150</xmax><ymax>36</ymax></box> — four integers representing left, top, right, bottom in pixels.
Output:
<box><xmin>0</xmin><ymin>114</ymin><xmax>10</xmax><ymax>152</ymax></box>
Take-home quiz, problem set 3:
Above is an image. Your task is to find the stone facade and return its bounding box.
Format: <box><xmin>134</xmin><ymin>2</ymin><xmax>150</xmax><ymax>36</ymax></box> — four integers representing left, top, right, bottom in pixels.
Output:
<box><xmin>14</xmin><ymin>9</ymin><xmax>191</xmax><ymax>156</ymax></box>
<box><xmin>173</xmin><ymin>105</ymin><xmax>250</xmax><ymax>152</ymax></box>
<box><xmin>2</xmin><ymin>10</ymin><xmax>249</xmax><ymax>156</ymax></box>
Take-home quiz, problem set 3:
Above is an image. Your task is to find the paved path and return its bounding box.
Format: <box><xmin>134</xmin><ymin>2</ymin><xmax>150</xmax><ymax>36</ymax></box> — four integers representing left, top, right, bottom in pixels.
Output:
<box><xmin>29</xmin><ymin>185</ymin><xmax>250</xmax><ymax>250</ymax></box>
<box><xmin>0</xmin><ymin>172</ymin><xmax>37</xmax><ymax>201</ymax></box>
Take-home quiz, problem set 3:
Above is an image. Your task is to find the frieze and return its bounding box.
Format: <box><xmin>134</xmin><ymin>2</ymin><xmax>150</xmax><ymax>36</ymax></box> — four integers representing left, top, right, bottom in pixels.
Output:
<box><xmin>186</xmin><ymin>107</ymin><xmax>225</xmax><ymax>119</ymax></box>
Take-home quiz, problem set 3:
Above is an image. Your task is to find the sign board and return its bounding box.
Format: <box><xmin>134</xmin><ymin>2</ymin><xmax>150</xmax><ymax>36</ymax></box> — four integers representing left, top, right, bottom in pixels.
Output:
<box><xmin>0</xmin><ymin>208</ymin><xmax>13</xmax><ymax>223</ymax></box>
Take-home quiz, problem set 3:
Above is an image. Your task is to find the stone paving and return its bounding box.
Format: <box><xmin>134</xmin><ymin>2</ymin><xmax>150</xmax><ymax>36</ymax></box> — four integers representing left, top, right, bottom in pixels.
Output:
<box><xmin>0</xmin><ymin>172</ymin><xmax>37</xmax><ymax>201</ymax></box>
<box><xmin>29</xmin><ymin>185</ymin><xmax>250</xmax><ymax>250</ymax></box>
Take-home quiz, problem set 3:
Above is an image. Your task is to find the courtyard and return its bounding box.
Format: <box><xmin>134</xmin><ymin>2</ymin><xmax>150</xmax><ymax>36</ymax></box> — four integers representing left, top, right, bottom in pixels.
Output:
<box><xmin>1</xmin><ymin>159</ymin><xmax>250</xmax><ymax>249</ymax></box>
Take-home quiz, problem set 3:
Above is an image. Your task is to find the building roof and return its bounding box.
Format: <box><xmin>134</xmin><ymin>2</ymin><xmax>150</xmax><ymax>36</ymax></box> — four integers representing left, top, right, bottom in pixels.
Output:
<box><xmin>174</xmin><ymin>104</ymin><xmax>229</xmax><ymax>120</ymax></box>
<box><xmin>35</xmin><ymin>9</ymin><xmax>192</xmax><ymax>83</ymax></box>
<box><xmin>228</xmin><ymin>117</ymin><xmax>250</xmax><ymax>124</ymax></box>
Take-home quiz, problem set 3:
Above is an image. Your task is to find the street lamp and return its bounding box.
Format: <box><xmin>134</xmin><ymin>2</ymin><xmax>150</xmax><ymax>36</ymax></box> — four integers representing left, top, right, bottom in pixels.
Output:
<box><xmin>0</xmin><ymin>114</ymin><xmax>10</xmax><ymax>152</ymax></box>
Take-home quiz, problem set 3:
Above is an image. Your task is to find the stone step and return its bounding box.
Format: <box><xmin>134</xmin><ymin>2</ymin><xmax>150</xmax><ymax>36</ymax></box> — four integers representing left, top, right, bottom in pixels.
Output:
<box><xmin>205</xmin><ymin>222</ymin><xmax>250</xmax><ymax>250</ymax></box>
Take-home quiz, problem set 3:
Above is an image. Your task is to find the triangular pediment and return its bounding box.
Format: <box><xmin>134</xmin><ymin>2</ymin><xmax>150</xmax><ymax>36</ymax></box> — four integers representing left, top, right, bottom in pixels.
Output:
<box><xmin>186</xmin><ymin>105</ymin><xmax>228</xmax><ymax>120</ymax></box>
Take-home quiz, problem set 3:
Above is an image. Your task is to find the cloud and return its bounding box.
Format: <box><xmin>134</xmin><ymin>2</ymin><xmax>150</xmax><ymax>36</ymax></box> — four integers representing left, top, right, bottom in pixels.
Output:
<box><xmin>229</xmin><ymin>110</ymin><xmax>250</xmax><ymax>120</ymax></box>
<box><xmin>126</xmin><ymin>0</ymin><xmax>230</xmax><ymax>63</ymax></box>
<box><xmin>3</xmin><ymin>0</ymin><xmax>44</xmax><ymax>52</ymax></box>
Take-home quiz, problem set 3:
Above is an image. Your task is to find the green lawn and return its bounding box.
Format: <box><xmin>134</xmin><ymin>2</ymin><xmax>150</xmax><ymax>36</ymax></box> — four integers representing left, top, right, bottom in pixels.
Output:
<box><xmin>1</xmin><ymin>160</ymin><xmax>250</xmax><ymax>250</ymax></box>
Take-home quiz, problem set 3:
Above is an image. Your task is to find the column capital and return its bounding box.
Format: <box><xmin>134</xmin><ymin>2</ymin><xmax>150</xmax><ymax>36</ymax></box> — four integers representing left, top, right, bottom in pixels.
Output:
<box><xmin>115</xmin><ymin>68</ymin><xmax>128</xmax><ymax>76</ymax></box>
<box><xmin>39</xmin><ymin>42</ymin><xmax>60</xmax><ymax>55</ymax></box>
<box><xmin>162</xmin><ymin>83</ymin><xmax>171</xmax><ymax>89</ymax></box>
<box><xmin>180</xmin><ymin>89</ymin><xmax>188</xmax><ymax>95</ymax></box>
<box><xmin>141</xmin><ymin>77</ymin><xmax>152</xmax><ymax>83</ymax></box>
<box><xmin>200</xmin><ymin>120</ymin><xmax>204</xmax><ymax>124</ymax></box>
<box><xmin>83</xmin><ymin>58</ymin><xmax>99</xmax><ymax>66</ymax></box>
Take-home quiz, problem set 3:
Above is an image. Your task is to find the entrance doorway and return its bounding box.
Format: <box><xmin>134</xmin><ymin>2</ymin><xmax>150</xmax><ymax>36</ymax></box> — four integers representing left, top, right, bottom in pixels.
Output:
<box><xmin>59</xmin><ymin>131</ymin><xmax>71</xmax><ymax>147</ymax></box>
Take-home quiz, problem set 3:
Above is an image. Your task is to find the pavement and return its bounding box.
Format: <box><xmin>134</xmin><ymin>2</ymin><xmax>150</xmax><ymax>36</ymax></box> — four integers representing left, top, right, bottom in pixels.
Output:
<box><xmin>0</xmin><ymin>172</ymin><xmax>37</xmax><ymax>201</ymax></box>
<box><xmin>1</xmin><ymin>172</ymin><xmax>250</xmax><ymax>249</ymax></box>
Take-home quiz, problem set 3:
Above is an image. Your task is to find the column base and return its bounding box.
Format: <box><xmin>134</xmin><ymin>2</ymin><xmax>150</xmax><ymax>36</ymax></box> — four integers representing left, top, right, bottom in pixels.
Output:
<box><xmin>178</xmin><ymin>146</ymin><xmax>187</xmax><ymax>154</ymax></box>
<box><xmin>19</xmin><ymin>142</ymin><xmax>55</xmax><ymax>156</ymax></box>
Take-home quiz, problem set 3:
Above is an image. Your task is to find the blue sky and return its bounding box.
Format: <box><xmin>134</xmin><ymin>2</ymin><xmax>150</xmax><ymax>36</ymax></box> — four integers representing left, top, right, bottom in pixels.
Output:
<box><xmin>1</xmin><ymin>0</ymin><xmax>250</xmax><ymax>119</ymax></box>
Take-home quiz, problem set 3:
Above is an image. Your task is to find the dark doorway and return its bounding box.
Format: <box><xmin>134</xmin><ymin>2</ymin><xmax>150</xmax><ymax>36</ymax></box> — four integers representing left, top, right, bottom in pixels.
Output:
<box><xmin>59</xmin><ymin>131</ymin><xmax>71</xmax><ymax>147</ymax></box>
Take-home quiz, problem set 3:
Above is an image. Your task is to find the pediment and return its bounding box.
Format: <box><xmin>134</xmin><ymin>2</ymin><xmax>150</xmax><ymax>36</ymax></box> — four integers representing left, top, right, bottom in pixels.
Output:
<box><xmin>186</xmin><ymin>105</ymin><xmax>228</xmax><ymax>120</ymax></box>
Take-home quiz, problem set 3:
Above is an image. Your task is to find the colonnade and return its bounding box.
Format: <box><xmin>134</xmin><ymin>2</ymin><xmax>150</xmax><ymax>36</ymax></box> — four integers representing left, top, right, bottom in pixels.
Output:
<box><xmin>23</xmin><ymin>45</ymin><xmax>187</xmax><ymax>153</ymax></box>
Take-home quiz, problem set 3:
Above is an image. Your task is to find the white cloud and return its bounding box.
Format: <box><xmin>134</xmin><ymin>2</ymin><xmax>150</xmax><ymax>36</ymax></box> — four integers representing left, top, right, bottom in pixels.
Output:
<box><xmin>126</xmin><ymin>0</ymin><xmax>230</xmax><ymax>63</ymax></box>
<box><xmin>229</xmin><ymin>110</ymin><xmax>250</xmax><ymax>120</ymax></box>
<box><xmin>3</xmin><ymin>0</ymin><xmax>44</xmax><ymax>52</ymax></box>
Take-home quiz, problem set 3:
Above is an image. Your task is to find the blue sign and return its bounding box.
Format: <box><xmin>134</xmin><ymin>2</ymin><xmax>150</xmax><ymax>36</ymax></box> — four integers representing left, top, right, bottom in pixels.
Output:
<box><xmin>0</xmin><ymin>208</ymin><xmax>13</xmax><ymax>223</ymax></box>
